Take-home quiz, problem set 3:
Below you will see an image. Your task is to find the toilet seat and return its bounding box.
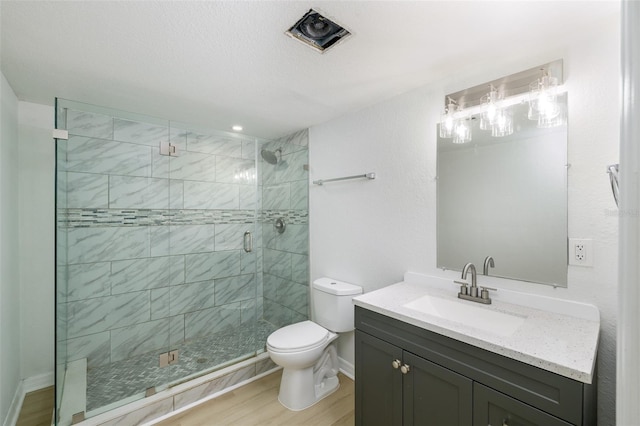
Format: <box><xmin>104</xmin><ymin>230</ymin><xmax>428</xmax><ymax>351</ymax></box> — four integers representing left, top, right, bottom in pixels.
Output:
<box><xmin>267</xmin><ymin>321</ymin><xmax>329</xmax><ymax>353</ymax></box>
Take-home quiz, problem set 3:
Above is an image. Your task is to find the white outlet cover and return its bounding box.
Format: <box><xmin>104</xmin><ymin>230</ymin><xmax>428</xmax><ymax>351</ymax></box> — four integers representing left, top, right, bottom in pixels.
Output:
<box><xmin>569</xmin><ymin>238</ymin><xmax>593</xmax><ymax>267</ymax></box>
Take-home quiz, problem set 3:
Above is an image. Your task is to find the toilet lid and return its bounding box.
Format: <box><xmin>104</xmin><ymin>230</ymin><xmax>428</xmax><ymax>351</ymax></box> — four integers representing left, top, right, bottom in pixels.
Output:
<box><xmin>267</xmin><ymin>321</ymin><xmax>329</xmax><ymax>352</ymax></box>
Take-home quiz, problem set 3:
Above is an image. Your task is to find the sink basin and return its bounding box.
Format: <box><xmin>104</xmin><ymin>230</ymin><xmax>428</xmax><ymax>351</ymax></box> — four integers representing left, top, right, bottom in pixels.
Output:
<box><xmin>403</xmin><ymin>294</ymin><xmax>526</xmax><ymax>337</ymax></box>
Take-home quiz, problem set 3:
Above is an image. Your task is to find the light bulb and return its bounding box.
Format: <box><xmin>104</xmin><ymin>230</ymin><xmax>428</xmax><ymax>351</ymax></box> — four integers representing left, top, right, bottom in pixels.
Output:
<box><xmin>453</xmin><ymin>118</ymin><xmax>472</xmax><ymax>144</ymax></box>
<box><xmin>528</xmin><ymin>71</ymin><xmax>559</xmax><ymax>121</ymax></box>
<box><xmin>491</xmin><ymin>110</ymin><xmax>513</xmax><ymax>137</ymax></box>
<box><xmin>439</xmin><ymin>99</ymin><xmax>457</xmax><ymax>138</ymax></box>
<box><xmin>444</xmin><ymin>115</ymin><xmax>454</xmax><ymax>131</ymax></box>
<box><xmin>537</xmin><ymin>92</ymin><xmax>559</xmax><ymax>119</ymax></box>
<box><xmin>480</xmin><ymin>86</ymin><xmax>504</xmax><ymax>131</ymax></box>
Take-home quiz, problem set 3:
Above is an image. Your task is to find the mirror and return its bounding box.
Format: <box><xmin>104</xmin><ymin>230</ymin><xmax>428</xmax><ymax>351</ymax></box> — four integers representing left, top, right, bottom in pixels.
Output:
<box><xmin>437</xmin><ymin>94</ymin><xmax>568</xmax><ymax>286</ymax></box>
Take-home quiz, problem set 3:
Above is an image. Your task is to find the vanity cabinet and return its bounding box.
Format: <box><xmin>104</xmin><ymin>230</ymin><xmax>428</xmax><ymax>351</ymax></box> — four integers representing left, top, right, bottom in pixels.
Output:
<box><xmin>355</xmin><ymin>306</ymin><xmax>595</xmax><ymax>426</ymax></box>
<box><xmin>356</xmin><ymin>331</ymin><xmax>472</xmax><ymax>426</ymax></box>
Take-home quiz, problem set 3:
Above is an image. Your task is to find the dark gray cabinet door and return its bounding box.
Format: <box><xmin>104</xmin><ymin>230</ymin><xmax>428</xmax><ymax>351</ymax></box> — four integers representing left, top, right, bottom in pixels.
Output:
<box><xmin>473</xmin><ymin>383</ymin><xmax>573</xmax><ymax>426</ymax></box>
<box><xmin>403</xmin><ymin>351</ymin><xmax>473</xmax><ymax>426</ymax></box>
<box><xmin>355</xmin><ymin>330</ymin><xmax>403</xmax><ymax>426</ymax></box>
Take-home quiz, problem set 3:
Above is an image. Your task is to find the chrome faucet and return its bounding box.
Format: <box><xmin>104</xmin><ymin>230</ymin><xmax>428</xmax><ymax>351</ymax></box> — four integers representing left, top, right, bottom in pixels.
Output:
<box><xmin>454</xmin><ymin>262</ymin><xmax>496</xmax><ymax>305</ymax></box>
<box><xmin>483</xmin><ymin>256</ymin><xmax>495</xmax><ymax>275</ymax></box>
<box><xmin>462</xmin><ymin>263</ymin><xmax>478</xmax><ymax>297</ymax></box>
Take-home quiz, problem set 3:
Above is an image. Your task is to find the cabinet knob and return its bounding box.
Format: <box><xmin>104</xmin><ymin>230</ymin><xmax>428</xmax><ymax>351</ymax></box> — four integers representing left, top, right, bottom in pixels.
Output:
<box><xmin>392</xmin><ymin>359</ymin><xmax>401</xmax><ymax>369</ymax></box>
<box><xmin>400</xmin><ymin>364</ymin><xmax>411</xmax><ymax>374</ymax></box>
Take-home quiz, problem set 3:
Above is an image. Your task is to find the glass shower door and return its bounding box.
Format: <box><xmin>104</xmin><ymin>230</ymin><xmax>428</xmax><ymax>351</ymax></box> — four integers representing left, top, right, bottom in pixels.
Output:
<box><xmin>162</xmin><ymin>124</ymin><xmax>262</xmax><ymax>384</ymax></box>
<box><xmin>55</xmin><ymin>99</ymin><xmax>266</xmax><ymax>424</ymax></box>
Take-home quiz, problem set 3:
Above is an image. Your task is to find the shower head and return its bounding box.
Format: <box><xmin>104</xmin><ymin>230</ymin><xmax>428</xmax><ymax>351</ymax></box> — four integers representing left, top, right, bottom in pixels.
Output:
<box><xmin>261</xmin><ymin>148</ymin><xmax>281</xmax><ymax>165</ymax></box>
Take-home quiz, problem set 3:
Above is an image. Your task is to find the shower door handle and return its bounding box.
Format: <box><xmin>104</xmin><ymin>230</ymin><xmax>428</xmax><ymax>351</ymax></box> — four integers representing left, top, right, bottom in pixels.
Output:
<box><xmin>243</xmin><ymin>231</ymin><xmax>253</xmax><ymax>253</ymax></box>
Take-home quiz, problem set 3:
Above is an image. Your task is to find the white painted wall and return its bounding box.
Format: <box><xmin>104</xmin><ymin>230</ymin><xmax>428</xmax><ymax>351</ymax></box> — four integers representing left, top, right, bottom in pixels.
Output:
<box><xmin>310</xmin><ymin>16</ymin><xmax>619</xmax><ymax>425</ymax></box>
<box><xmin>0</xmin><ymin>73</ymin><xmax>21</xmax><ymax>424</ymax></box>
<box><xmin>18</xmin><ymin>102</ymin><xmax>55</xmax><ymax>380</ymax></box>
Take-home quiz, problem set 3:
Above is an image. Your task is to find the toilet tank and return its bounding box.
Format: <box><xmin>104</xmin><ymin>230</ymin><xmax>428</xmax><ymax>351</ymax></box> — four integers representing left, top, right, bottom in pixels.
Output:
<box><xmin>312</xmin><ymin>277</ymin><xmax>363</xmax><ymax>332</ymax></box>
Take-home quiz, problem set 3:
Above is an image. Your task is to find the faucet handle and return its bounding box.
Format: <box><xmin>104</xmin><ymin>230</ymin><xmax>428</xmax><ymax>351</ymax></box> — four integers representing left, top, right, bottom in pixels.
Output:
<box><xmin>479</xmin><ymin>286</ymin><xmax>497</xmax><ymax>300</ymax></box>
<box><xmin>454</xmin><ymin>280</ymin><xmax>469</xmax><ymax>295</ymax></box>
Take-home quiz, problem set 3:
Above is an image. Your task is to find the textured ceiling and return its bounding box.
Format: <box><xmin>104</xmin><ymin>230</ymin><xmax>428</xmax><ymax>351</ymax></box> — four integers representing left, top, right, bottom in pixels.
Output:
<box><xmin>0</xmin><ymin>1</ymin><xmax>618</xmax><ymax>139</ymax></box>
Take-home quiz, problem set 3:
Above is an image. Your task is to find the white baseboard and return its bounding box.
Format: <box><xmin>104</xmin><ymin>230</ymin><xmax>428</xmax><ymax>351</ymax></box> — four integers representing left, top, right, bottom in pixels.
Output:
<box><xmin>338</xmin><ymin>356</ymin><xmax>355</xmax><ymax>380</ymax></box>
<box><xmin>3</xmin><ymin>380</ymin><xmax>24</xmax><ymax>426</ymax></box>
<box><xmin>23</xmin><ymin>372</ymin><xmax>54</xmax><ymax>393</ymax></box>
<box><xmin>3</xmin><ymin>371</ymin><xmax>54</xmax><ymax>426</ymax></box>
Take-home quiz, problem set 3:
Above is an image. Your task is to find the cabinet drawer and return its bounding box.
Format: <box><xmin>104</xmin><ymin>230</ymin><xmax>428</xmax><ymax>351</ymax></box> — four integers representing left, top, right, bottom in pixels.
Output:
<box><xmin>473</xmin><ymin>383</ymin><xmax>573</xmax><ymax>426</ymax></box>
<box><xmin>356</xmin><ymin>307</ymin><xmax>590</xmax><ymax>425</ymax></box>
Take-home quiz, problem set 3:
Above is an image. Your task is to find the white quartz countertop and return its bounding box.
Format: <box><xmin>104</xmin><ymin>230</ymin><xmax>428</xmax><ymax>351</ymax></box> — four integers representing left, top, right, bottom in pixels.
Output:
<box><xmin>353</xmin><ymin>273</ymin><xmax>600</xmax><ymax>384</ymax></box>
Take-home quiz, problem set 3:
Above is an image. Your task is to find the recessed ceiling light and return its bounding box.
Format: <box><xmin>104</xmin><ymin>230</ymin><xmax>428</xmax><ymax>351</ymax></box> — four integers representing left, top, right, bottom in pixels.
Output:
<box><xmin>232</xmin><ymin>125</ymin><xmax>243</xmax><ymax>132</ymax></box>
<box><xmin>286</xmin><ymin>9</ymin><xmax>351</xmax><ymax>53</ymax></box>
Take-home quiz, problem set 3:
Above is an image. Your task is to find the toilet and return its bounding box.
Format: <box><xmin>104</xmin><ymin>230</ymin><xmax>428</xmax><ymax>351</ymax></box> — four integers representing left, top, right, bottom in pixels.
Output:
<box><xmin>266</xmin><ymin>277</ymin><xmax>363</xmax><ymax>411</ymax></box>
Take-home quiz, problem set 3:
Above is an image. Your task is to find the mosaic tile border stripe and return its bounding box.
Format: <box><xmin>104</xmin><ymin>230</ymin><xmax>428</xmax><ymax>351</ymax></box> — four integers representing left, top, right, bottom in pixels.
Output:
<box><xmin>58</xmin><ymin>208</ymin><xmax>308</xmax><ymax>228</ymax></box>
<box><xmin>262</xmin><ymin>209</ymin><xmax>308</xmax><ymax>225</ymax></box>
<box><xmin>58</xmin><ymin>209</ymin><xmax>256</xmax><ymax>228</ymax></box>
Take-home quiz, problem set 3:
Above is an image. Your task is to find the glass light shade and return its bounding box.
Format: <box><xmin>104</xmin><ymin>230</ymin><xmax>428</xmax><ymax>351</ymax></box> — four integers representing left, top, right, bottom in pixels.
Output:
<box><xmin>452</xmin><ymin>118</ymin><xmax>472</xmax><ymax>144</ymax></box>
<box><xmin>480</xmin><ymin>88</ymin><xmax>503</xmax><ymax>131</ymax></box>
<box><xmin>491</xmin><ymin>110</ymin><xmax>514</xmax><ymax>137</ymax></box>
<box><xmin>439</xmin><ymin>102</ymin><xmax>457</xmax><ymax>138</ymax></box>
<box><xmin>528</xmin><ymin>74</ymin><xmax>559</xmax><ymax>121</ymax></box>
<box><xmin>440</xmin><ymin>111</ymin><xmax>455</xmax><ymax>138</ymax></box>
<box><xmin>537</xmin><ymin>108</ymin><xmax>566</xmax><ymax>128</ymax></box>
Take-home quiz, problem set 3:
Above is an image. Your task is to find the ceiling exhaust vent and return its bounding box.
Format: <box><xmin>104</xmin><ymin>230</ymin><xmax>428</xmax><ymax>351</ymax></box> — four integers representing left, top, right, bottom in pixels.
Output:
<box><xmin>286</xmin><ymin>9</ymin><xmax>351</xmax><ymax>53</ymax></box>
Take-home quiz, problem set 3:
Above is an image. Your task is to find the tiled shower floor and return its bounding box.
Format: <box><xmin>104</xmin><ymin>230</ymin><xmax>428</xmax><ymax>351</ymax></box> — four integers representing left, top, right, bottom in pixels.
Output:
<box><xmin>86</xmin><ymin>320</ymin><xmax>278</xmax><ymax>412</ymax></box>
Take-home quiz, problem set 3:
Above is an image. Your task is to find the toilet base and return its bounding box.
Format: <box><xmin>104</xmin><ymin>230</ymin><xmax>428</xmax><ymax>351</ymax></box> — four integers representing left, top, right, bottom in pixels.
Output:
<box><xmin>278</xmin><ymin>368</ymin><xmax>340</xmax><ymax>411</ymax></box>
<box><xmin>314</xmin><ymin>375</ymin><xmax>340</xmax><ymax>401</ymax></box>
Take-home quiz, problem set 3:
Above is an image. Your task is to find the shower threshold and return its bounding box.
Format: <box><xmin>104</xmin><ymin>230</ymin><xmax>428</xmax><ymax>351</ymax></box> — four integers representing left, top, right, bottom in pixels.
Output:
<box><xmin>84</xmin><ymin>320</ymin><xmax>277</xmax><ymax>415</ymax></box>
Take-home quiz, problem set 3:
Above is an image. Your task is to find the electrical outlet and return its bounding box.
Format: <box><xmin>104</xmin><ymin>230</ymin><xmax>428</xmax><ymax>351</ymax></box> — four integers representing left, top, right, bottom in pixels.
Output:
<box><xmin>569</xmin><ymin>238</ymin><xmax>593</xmax><ymax>267</ymax></box>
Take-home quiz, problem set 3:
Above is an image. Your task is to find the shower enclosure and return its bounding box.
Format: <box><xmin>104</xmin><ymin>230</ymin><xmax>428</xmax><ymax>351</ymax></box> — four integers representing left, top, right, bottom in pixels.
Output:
<box><xmin>55</xmin><ymin>99</ymin><xmax>309</xmax><ymax>424</ymax></box>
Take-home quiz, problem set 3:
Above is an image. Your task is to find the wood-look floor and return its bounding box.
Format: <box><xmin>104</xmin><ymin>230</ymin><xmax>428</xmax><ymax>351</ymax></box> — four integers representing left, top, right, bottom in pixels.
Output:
<box><xmin>15</xmin><ymin>371</ymin><xmax>353</xmax><ymax>426</ymax></box>
<box><xmin>16</xmin><ymin>386</ymin><xmax>54</xmax><ymax>426</ymax></box>
<box><xmin>156</xmin><ymin>371</ymin><xmax>354</xmax><ymax>426</ymax></box>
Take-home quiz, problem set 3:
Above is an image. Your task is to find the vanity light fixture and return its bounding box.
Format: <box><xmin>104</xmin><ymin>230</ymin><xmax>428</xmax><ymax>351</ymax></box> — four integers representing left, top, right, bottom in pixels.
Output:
<box><xmin>439</xmin><ymin>60</ymin><xmax>565</xmax><ymax>144</ymax></box>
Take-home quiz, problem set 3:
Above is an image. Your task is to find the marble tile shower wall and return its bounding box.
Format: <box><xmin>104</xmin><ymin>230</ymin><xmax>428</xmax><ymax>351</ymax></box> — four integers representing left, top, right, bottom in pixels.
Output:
<box><xmin>57</xmin><ymin>109</ymin><xmax>262</xmax><ymax>368</ymax></box>
<box><xmin>260</xmin><ymin>130</ymin><xmax>310</xmax><ymax>327</ymax></box>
